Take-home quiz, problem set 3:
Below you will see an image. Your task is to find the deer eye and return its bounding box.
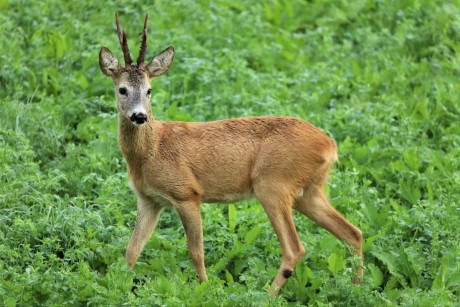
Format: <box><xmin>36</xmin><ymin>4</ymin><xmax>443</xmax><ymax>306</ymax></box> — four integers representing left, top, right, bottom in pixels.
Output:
<box><xmin>147</xmin><ymin>88</ymin><xmax>151</xmax><ymax>96</ymax></box>
<box><xmin>119</xmin><ymin>87</ymin><xmax>127</xmax><ymax>95</ymax></box>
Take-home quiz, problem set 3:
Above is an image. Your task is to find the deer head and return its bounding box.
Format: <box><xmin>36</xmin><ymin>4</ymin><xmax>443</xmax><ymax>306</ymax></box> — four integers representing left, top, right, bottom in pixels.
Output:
<box><xmin>99</xmin><ymin>14</ymin><xmax>174</xmax><ymax>125</ymax></box>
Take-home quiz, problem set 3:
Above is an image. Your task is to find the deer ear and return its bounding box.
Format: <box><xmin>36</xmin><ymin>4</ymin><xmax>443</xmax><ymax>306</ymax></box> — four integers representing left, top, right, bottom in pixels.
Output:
<box><xmin>146</xmin><ymin>46</ymin><xmax>174</xmax><ymax>77</ymax></box>
<box><xmin>99</xmin><ymin>47</ymin><xmax>120</xmax><ymax>77</ymax></box>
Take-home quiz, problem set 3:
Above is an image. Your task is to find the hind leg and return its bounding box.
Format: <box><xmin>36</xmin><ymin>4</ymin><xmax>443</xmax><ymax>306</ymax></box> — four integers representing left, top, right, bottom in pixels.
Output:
<box><xmin>294</xmin><ymin>186</ymin><xmax>363</xmax><ymax>282</ymax></box>
<box><xmin>254</xmin><ymin>183</ymin><xmax>306</xmax><ymax>297</ymax></box>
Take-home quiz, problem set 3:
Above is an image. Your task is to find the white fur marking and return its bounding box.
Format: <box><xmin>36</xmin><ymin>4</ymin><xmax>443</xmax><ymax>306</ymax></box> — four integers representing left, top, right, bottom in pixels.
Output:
<box><xmin>296</xmin><ymin>188</ymin><xmax>304</xmax><ymax>198</ymax></box>
<box><xmin>128</xmin><ymin>105</ymin><xmax>147</xmax><ymax>118</ymax></box>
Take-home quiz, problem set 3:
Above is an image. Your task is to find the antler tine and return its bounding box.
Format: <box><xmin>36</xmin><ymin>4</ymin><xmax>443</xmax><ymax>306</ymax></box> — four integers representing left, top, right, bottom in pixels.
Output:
<box><xmin>115</xmin><ymin>13</ymin><xmax>133</xmax><ymax>65</ymax></box>
<box><xmin>137</xmin><ymin>14</ymin><xmax>149</xmax><ymax>66</ymax></box>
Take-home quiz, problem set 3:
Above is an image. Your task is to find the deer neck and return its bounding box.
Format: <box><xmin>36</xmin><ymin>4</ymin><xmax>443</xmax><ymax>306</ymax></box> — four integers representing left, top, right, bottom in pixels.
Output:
<box><xmin>118</xmin><ymin>112</ymin><xmax>158</xmax><ymax>162</ymax></box>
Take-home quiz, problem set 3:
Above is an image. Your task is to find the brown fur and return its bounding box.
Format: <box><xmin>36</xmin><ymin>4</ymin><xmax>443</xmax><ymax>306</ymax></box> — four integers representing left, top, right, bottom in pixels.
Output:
<box><xmin>99</xmin><ymin>15</ymin><xmax>363</xmax><ymax>297</ymax></box>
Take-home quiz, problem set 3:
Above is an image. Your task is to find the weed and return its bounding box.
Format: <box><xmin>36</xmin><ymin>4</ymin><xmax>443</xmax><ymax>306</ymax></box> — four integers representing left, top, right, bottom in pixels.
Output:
<box><xmin>1</xmin><ymin>0</ymin><xmax>459</xmax><ymax>305</ymax></box>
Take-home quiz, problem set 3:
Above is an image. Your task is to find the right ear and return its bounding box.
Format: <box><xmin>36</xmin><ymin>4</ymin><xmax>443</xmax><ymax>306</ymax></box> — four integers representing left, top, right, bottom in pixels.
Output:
<box><xmin>99</xmin><ymin>47</ymin><xmax>120</xmax><ymax>77</ymax></box>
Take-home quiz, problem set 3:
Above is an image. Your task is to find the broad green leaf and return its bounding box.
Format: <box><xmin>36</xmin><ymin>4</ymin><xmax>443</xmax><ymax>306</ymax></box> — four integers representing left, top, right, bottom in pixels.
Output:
<box><xmin>363</xmin><ymin>233</ymin><xmax>380</xmax><ymax>252</ymax></box>
<box><xmin>403</xmin><ymin>148</ymin><xmax>421</xmax><ymax>171</ymax></box>
<box><xmin>399</xmin><ymin>183</ymin><xmax>421</xmax><ymax>204</ymax></box>
<box><xmin>372</xmin><ymin>250</ymin><xmax>407</xmax><ymax>288</ymax></box>
<box><xmin>243</xmin><ymin>225</ymin><xmax>261</xmax><ymax>245</ymax></box>
<box><xmin>353</xmin><ymin>146</ymin><xmax>370</xmax><ymax>164</ymax></box>
<box><xmin>432</xmin><ymin>253</ymin><xmax>459</xmax><ymax>291</ymax></box>
<box><xmin>194</xmin><ymin>279</ymin><xmax>211</xmax><ymax>296</ymax></box>
<box><xmin>155</xmin><ymin>275</ymin><xmax>173</xmax><ymax>296</ymax></box>
<box><xmin>367</xmin><ymin>263</ymin><xmax>384</xmax><ymax>288</ymax></box>
<box><xmin>212</xmin><ymin>257</ymin><xmax>229</xmax><ymax>273</ymax></box>
<box><xmin>225</xmin><ymin>270</ymin><xmax>234</xmax><ymax>284</ymax></box>
<box><xmin>234</xmin><ymin>258</ymin><xmax>247</xmax><ymax>275</ymax></box>
<box><xmin>328</xmin><ymin>252</ymin><xmax>346</xmax><ymax>274</ymax></box>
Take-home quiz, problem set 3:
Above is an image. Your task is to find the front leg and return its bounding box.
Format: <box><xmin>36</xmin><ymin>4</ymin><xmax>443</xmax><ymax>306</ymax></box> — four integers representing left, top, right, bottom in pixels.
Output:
<box><xmin>126</xmin><ymin>195</ymin><xmax>164</xmax><ymax>268</ymax></box>
<box><xmin>175</xmin><ymin>200</ymin><xmax>208</xmax><ymax>282</ymax></box>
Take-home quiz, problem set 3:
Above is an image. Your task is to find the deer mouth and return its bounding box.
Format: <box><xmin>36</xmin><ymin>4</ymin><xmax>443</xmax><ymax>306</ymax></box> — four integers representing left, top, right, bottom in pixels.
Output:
<box><xmin>129</xmin><ymin>112</ymin><xmax>148</xmax><ymax>125</ymax></box>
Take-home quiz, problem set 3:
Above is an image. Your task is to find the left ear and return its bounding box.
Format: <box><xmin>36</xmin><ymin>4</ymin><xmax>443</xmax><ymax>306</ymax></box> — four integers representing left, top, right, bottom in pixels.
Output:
<box><xmin>145</xmin><ymin>46</ymin><xmax>175</xmax><ymax>77</ymax></box>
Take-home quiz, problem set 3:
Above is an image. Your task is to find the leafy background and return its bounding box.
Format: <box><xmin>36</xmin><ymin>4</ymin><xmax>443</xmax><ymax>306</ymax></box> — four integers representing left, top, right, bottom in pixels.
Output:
<box><xmin>1</xmin><ymin>0</ymin><xmax>459</xmax><ymax>305</ymax></box>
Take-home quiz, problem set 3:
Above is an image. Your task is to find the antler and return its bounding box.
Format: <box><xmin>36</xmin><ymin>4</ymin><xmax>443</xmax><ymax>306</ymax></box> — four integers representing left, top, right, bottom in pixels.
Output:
<box><xmin>137</xmin><ymin>14</ymin><xmax>148</xmax><ymax>66</ymax></box>
<box><xmin>115</xmin><ymin>13</ymin><xmax>133</xmax><ymax>65</ymax></box>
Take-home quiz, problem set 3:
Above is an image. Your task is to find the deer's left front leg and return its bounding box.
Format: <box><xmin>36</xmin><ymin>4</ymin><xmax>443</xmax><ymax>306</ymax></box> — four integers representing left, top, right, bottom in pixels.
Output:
<box><xmin>175</xmin><ymin>200</ymin><xmax>208</xmax><ymax>282</ymax></box>
<box><xmin>126</xmin><ymin>196</ymin><xmax>164</xmax><ymax>268</ymax></box>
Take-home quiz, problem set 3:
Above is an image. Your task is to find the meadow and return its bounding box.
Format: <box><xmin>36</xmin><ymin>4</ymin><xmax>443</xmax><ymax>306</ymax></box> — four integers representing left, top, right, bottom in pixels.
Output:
<box><xmin>1</xmin><ymin>0</ymin><xmax>459</xmax><ymax>305</ymax></box>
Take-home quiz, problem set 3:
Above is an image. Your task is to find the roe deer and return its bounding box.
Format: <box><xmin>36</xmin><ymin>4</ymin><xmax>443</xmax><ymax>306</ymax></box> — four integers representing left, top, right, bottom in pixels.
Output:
<box><xmin>99</xmin><ymin>14</ymin><xmax>363</xmax><ymax>297</ymax></box>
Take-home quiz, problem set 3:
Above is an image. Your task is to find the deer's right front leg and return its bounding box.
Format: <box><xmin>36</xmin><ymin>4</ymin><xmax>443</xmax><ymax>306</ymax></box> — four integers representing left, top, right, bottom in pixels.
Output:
<box><xmin>126</xmin><ymin>196</ymin><xmax>164</xmax><ymax>268</ymax></box>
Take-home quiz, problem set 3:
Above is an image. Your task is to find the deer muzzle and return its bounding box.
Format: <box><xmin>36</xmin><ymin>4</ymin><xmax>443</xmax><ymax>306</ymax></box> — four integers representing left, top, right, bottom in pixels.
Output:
<box><xmin>129</xmin><ymin>112</ymin><xmax>148</xmax><ymax>125</ymax></box>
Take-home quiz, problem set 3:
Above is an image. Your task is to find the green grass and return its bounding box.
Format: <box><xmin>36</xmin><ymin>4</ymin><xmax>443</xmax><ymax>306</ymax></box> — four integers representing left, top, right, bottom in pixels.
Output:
<box><xmin>1</xmin><ymin>0</ymin><xmax>459</xmax><ymax>305</ymax></box>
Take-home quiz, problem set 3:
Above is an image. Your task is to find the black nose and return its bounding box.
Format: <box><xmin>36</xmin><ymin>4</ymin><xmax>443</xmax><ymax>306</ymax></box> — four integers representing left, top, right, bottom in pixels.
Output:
<box><xmin>130</xmin><ymin>112</ymin><xmax>148</xmax><ymax>124</ymax></box>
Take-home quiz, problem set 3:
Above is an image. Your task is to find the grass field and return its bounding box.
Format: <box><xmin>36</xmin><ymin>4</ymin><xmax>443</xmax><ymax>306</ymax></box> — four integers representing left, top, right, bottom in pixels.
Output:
<box><xmin>1</xmin><ymin>0</ymin><xmax>459</xmax><ymax>305</ymax></box>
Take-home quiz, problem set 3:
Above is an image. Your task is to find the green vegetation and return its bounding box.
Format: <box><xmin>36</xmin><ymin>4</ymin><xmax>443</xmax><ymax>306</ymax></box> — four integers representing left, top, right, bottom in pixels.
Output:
<box><xmin>1</xmin><ymin>0</ymin><xmax>459</xmax><ymax>305</ymax></box>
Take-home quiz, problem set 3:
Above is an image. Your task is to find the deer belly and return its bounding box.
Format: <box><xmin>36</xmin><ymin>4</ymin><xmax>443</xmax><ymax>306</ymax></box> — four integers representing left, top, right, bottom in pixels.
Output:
<box><xmin>199</xmin><ymin>176</ymin><xmax>254</xmax><ymax>203</ymax></box>
<box><xmin>202</xmin><ymin>189</ymin><xmax>254</xmax><ymax>204</ymax></box>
